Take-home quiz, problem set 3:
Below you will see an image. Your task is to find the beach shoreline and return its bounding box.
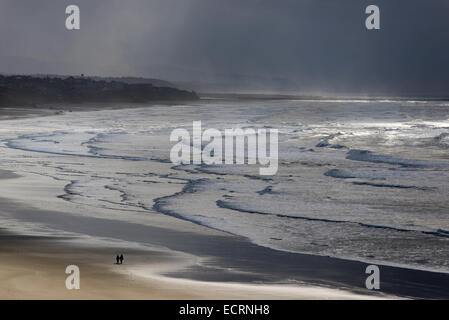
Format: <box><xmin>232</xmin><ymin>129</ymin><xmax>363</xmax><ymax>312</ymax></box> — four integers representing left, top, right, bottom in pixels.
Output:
<box><xmin>0</xmin><ymin>105</ymin><xmax>447</xmax><ymax>300</ymax></box>
<box><xmin>0</xmin><ymin>230</ymin><xmax>386</xmax><ymax>300</ymax></box>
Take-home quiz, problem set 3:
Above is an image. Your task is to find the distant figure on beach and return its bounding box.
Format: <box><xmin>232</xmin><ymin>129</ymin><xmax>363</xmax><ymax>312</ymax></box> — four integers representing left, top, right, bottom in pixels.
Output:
<box><xmin>116</xmin><ymin>255</ymin><xmax>120</xmax><ymax>264</ymax></box>
<box><xmin>119</xmin><ymin>254</ymin><xmax>124</xmax><ymax>264</ymax></box>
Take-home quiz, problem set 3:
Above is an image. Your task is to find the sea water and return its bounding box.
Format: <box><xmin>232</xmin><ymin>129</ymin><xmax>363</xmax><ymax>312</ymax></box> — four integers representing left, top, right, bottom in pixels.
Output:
<box><xmin>0</xmin><ymin>98</ymin><xmax>448</xmax><ymax>272</ymax></box>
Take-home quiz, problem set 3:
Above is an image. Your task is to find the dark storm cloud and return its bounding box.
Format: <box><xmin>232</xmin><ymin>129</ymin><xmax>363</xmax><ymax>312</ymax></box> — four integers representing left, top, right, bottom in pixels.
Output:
<box><xmin>0</xmin><ymin>0</ymin><xmax>448</xmax><ymax>95</ymax></box>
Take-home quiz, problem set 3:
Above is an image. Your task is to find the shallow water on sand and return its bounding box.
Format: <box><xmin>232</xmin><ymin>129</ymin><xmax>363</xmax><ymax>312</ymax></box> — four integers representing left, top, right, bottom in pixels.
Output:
<box><xmin>0</xmin><ymin>99</ymin><xmax>449</xmax><ymax>272</ymax></box>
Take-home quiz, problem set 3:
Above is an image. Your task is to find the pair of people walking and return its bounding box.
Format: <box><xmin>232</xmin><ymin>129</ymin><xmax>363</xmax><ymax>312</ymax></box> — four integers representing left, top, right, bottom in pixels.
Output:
<box><xmin>116</xmin><ymin>254</ymin><xmax>124</xmax><ymax>265</ymax></box>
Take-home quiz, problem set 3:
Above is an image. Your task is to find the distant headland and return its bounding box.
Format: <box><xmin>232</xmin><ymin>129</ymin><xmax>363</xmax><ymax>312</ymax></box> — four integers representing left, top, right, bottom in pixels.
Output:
<box><xmin>0</xmin><ymin>74</ymin><xmax>199</xmax><ymax>107</ymax></box>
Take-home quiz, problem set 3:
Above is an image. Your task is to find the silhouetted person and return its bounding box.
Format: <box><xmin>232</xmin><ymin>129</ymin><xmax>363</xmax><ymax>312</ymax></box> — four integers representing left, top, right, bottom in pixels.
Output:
<box><xmin>116</xmin><ymin>255</ymin><xmax>120</xmax><ymax>264</ymax></box>
<box><xmin>119</xmin><ymin>254</ymin><xmax>124</xmax><ymax>264</ymax></box>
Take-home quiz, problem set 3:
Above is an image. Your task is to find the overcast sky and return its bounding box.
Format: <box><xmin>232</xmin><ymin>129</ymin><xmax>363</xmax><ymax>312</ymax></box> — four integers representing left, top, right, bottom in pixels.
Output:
<box><xmin>1</xmin><ymin>0</ymin><xmax>448</xmax><ymax>95</ymax></box>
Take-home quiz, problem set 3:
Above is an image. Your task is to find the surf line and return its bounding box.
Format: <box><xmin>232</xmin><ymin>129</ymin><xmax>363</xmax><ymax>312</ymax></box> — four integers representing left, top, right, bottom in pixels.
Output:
<box><xmin>169</xmin><ymin>121</ymin><xmax>278</xmax><ymax>175</ymax></box>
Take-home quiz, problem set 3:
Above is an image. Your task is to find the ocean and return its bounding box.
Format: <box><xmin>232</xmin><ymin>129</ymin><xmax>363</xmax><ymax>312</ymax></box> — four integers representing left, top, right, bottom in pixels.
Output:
<box><xmin>1</xmin><ymin>98</ymin><xmax>449</xmax><ymax>274</ymax></box>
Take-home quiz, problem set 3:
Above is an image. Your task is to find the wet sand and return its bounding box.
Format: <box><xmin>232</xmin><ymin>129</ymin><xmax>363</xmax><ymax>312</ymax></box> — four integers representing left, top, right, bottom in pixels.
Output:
<box><xmin>0</xmin><ymin>232</ymin><xmax>382</xmax><ymax>300</ymax></box>
<box><xmin>1</xmin><ymin>192</ymin><xmax>446</xmax><ymax>300</ymax></box>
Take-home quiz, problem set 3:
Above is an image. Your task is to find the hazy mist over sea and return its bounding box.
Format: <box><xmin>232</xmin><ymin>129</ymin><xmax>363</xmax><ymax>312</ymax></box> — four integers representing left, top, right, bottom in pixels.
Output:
<box><xmin>0</xmin><ymin>0</ymin><xmax>448</xmax><ymax>95</ymax></box>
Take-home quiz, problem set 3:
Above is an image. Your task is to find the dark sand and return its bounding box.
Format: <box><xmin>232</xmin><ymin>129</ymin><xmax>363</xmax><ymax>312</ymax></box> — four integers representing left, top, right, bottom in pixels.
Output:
<box><xmin>1</xmin><ymin>196</ymin><xmax>448</xmax><ymax>299</ymax></box>
<box><xmin>0</xmin><ymin>229</ymin><xmax>383</xmax><ymax>299</ymax></box>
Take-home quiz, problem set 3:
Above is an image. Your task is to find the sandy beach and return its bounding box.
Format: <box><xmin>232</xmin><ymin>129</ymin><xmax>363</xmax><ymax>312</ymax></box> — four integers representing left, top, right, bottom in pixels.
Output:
<box><xmin>0</xmin><ymin>231</ymin><xmax>383</xmax><ymax>300</ymax></box>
